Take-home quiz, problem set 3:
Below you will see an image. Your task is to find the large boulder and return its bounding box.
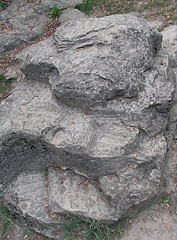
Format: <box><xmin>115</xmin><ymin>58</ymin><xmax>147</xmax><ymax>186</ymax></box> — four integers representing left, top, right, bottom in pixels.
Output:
<box><xmin>0</xmin><ymin>14</ymin><xmax>175</xmax><ymax>237</ymax></box>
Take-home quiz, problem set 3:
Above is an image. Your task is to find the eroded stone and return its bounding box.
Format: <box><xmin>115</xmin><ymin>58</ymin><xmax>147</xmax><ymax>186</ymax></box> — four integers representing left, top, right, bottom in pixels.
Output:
<box><xmin>3</xmin><ymin>172</ymin><xmax>55</xmax><ymax>225</ymax></box>
<box><xmin>48</xmin><ymin>168</ymin><xmax>117</xmax><ymax>223</ymax></box>
<box><xmin>0</xmin><ymin>15</ymin><xmax>175</xmax><ymax>231</ymax></box>
<box><xmin>0</xmin><ymin>0</ymin><xmax>83</xmax><ymax>54</ymax></box>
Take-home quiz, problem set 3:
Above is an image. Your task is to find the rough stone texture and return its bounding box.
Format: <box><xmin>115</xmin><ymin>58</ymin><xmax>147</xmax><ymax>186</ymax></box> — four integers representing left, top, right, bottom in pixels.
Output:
<box><xmin>3</xmin><ymin>171</ymin><xmax>77</xmax><ymax>239</ymax></box>
<box><xmin>147</xmin><ymin>20</ymin><xmax>164</xmax><ymax>30</ymax></box>
<box><xmin>0</xmin><ymin>14</ymin><xmax>175</xmax><ymax>230</ymax></box>
<box><xmin>11</xmin><ymin>225</ymin><xmax>25</xmax><ymax>240</ymax></box>
<box><xmin>59</xmin><ymin>7</ymin><xmax>88</xmax><ymax>23</ymax></box>
<box><xmin>161</xmin><ymin>25</ymin><xmax>176</xmax><ymax>191</ymax></box>
<box><xmin>162</xmin><ymin>25</ymin><xmax>176</xmax><ymax>68</ymax></box>
<box><xmin>0</xmin><ymin>0</ymin><xmax>83</xmax><ymax>54</ymax></box>
<box><xmin>51</xmin><ymin>19</ymin><xmax>162</xmax><ymax>112</ymax></box>
<box><xmin>3</xmin><ymin>68</ymin><xmax>18</xmax><ymax>81</ymax></box>
<box><xmin>162</xmin><ymin>26</ymin><xmax>176</xmax><ymax>56</ymax></box>
<box><xmin>3</xmin><ymin>172</ymin><xmax>55</xmax><ymax>225</ymax></box>
<box><xmin>48</xmin><ymin>168</ymin><xmax>117</xmax><ymax>223</ymax></box>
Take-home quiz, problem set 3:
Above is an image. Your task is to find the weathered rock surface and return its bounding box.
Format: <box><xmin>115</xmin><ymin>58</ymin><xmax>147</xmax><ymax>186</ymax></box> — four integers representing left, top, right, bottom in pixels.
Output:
<box><xmin>3</xmin><ymin>171</ymin><xmax>82</xmax><ymax>239</ymax></box>
<box><xmin>4</xmin><ymin>172</ymin><xmax>55</xmax><ymax>225</ymax></box>
<box><xmin>0</xmin><ymin>0</ymin><xmax>83</xmax><ymax>54</ymax></box>
<box><xmin>162</xmin><ymin>25</ymin><xmax>176</xmax><ymax>68</ymax></box>
<box><xmin>48</xmin><ymin>168</ymin><xmax>117</xmax><ymax>222</ymax></box>
<box><xmin>59</xmin><ymin>7</ymin><xmax>88</xmax><ymax>23</ymax></box>
<box><xmin>0</xmin><ymin>14</ymin><xmax>175</xmax><ymax>235</ymax></box>
<box><xmin>147</xmin><ymin>20</ymin><xmax>164</xmax><ymax>30</ymax></box>
<box><xmin>162</xmin><ymin>25</ymin><xmax>176</xmax><ymax>52</ymax></box>
<box><xmin>161</xmin><ymin>25</ymin><xmax>176</xmax><ymax>190</ymax></box>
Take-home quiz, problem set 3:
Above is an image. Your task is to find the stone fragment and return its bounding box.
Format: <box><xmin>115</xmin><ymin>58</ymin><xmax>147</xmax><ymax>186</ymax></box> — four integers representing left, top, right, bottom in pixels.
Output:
<box><xmin>162</xmin><ymin>25</ymin><xmax>176</xmax><ymax>67</ymax></box>
<box><xmin>48</xmin><ymin>168</ymin><xmax>117</xmax><ymax>223</ymax></box>
<box><xmin>3</xmin><ymin>172</ymin><xmax>55</xmax><ymax>225</ymax></box>
<box><xmin>147</xmin><ymin>20</ymin><xmax>164</xmax><ymax>30</ymax></box>
<box><xmin>59</xmin><ymin>7</ymin><xmax>88</xmax><ymax>23</ymax></box>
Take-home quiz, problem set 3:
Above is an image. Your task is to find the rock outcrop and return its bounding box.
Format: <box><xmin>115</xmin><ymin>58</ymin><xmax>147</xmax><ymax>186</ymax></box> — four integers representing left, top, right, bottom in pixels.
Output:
<box><xmin>59</xmin><ymin>7</ymin><xmax>88</xmax><ymax>23</ymax></box>
<box><xmin>0</xmin><ymin>14</ymin><xmax>175</xmax><ymax>238</ymax></box>
<box><xmin>0</xmin><ymin>0</ymin><xmax>83</xmax><ymax>54</ymax></box>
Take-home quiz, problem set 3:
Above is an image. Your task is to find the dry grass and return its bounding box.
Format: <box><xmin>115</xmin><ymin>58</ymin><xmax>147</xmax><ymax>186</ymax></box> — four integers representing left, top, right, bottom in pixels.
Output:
<box><xmin>77</xmin><ymin>0</ymin><xmax>176</xmax><ymax>28</ymax></box>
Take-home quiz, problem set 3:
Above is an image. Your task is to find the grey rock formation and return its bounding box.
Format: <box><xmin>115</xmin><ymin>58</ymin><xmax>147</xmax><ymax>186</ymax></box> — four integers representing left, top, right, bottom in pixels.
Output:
<box><xmin>0</xmin><ymin>0</ymin><xmax>83</xmax><ymax>54</ymax></box>
<box><xmin>161</xmin><ymin>25</ymin><xmax>176</xmax><ymax>187</ymax></box>
<box><xmin>48</xmin><ymin>168</ymin><xmax>117</xmax><ymax>223</ymax></box>
<box><xmin>4</xmin><ymin>172</ymin><xmax>55</xmax><ymax>225</ymax></box>
<box><xmin>3</xmin><ymin>171</ymin><xmax>78</xmax><ymax>239</ymax></box>
<box><xmin>147</xmin><ymin>20</ymin><xmax>164</xmax><ymax>30</ymax></box>
<box><xmin>162</xmin><ymin>25</ymin><xmax>176</xmax><ymax>67</ymax></box>
<box><xmin>59</xmin><ymin>7</ymin><xmax>88</xmax><ymax>23</ymax></box>
<box><xmin>0</xmin><ymin>14</ymin><xmax>175</xmax><ymax>236</ymax></box>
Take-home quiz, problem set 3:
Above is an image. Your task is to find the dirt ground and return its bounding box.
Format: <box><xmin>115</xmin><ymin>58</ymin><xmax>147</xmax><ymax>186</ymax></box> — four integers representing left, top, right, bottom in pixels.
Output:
<box><xmin>89</xmin><ymin>0</ymin><xmax>176</xmax><ymax>28</ymax></box>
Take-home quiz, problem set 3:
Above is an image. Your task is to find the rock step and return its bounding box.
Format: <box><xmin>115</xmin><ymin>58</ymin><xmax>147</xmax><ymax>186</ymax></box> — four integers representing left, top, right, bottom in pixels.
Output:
<box><xmin>3</xmin><ymin>168</ymin><xmax>118</xmax><ymax>230</ymax></box>
<box><xmin>48</xmin><ymin>167</ymin><xmax>117</xmax><ymax>223</ymax></box>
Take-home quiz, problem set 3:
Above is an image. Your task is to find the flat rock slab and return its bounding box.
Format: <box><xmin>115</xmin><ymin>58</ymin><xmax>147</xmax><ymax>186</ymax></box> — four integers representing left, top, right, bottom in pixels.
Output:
<box><xmin>3</xmin><ymin>172</ymin><xmax>55</xmax><ymax>225</ymax></box>
<box><xmin>162</xmin><ymin>25</ymin><xmax>176</xmax><ymax>67</ymax></box>
<box><xmin>147</xmin><ymin>20</ymin><xmax>164</xmax><ymax>30</ymax></box>
<box><xmin>51</xmin><ymin>15</ymin><xmax>161</xmax><ymax>111</ymax></box>
<box><xmin>162</xmin><ymin>25</ymin><xmax>176</xmax><ymax>52</ymax></box>
<box><xmin>48</xmin><ymin>168</ymin><xmax>117</xmax><ymax>223</ymax></box>
<box><xmin>0</xmin><ymin>0</ymin><xmax>83</xmax><ymax>54</ymax></box>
